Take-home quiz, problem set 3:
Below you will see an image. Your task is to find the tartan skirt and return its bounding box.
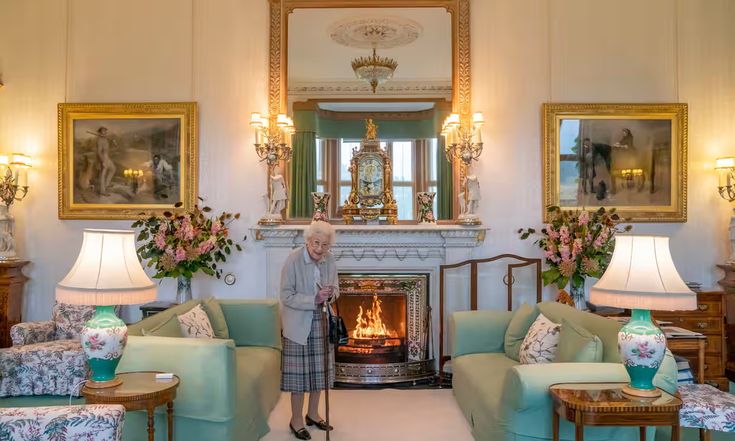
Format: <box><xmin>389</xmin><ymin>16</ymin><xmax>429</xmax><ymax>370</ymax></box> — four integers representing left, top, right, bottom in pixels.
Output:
<box><xmin>281</xmin><ymin>309</ymin><xmax>335</xmax><ymax>393</ymax></box>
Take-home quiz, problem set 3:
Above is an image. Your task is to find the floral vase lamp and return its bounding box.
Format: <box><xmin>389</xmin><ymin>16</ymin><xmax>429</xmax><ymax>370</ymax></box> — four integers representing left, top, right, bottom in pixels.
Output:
<box><xmin>590</xmin><ymin>235</ymin><xmax>696</xmax><ymax>398</ymax></box>
<box><xmin>56</xmin><ymin>229</ymin><xmax>156</xmax><ymax>388</ymax></box>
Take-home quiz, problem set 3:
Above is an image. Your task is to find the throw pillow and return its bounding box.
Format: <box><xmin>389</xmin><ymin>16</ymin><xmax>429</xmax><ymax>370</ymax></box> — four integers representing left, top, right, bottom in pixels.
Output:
<box><xmin>555</xmin><ymin>319</ymin><xmax>603</xmax><ymax>363</ymax></box>
<box><xmin>177</xmin><ymin>304</ymin><xmax>215</xmax><ymax>338</ymax></box>
<box><xmin>142</xmin><ymin>315</ymin><xmax>183</xmax><ymax>338</ymax></box>
<box><xmin>504</xmin><ymin>303</ymin><xmax>539</xmax><ymax>361</ymax></box>
<box><xmin>519</xmin><ymin>313</ymin><xmax>561</xmax><ymax>364</ymax></box>
<box><xmin>201</xmin><ymin>296</ymin><xmax>230</xmax><ymax>339</ymax></box>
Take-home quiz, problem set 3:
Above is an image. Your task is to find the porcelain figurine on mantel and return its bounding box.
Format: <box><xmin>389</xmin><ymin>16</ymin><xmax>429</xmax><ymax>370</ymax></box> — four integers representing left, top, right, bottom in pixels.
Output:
<box><xmin>458</xmin><ymin>169</ymin><xmax>481</xmax><ymax>225</ymax></box>
<box><xmin>260</xmin><ymin>165</ymin><xmax>288</xmax><ymax>226</ymax></box>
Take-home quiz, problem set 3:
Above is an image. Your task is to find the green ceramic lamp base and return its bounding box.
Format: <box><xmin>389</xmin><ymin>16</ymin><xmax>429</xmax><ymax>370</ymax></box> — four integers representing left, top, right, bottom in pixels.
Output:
<box><xmin>81</xmin><ymin>305</ymin><xmax>128</xmax><ymax>388</ymax></box>
<box><xmin>618</xmin><ymin>309</ymin><xmax>666</xmax><ymax>398</ymax></box>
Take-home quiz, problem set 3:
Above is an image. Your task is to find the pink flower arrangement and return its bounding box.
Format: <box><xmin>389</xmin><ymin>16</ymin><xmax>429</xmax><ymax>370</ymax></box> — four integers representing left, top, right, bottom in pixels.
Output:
<box><xmin>133</xmin><ymin>202</ymin><xmax>244</xmax><ymax>280</ymax></box>
<box><xmin>518</xmin><ymin>206</ymin><xmax>631</xmax><ymax>290</ymax></box>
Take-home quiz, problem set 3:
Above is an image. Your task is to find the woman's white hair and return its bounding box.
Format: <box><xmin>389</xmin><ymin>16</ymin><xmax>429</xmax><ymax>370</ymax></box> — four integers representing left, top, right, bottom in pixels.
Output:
<box><xmin>304</xmin><ymin>221</ymin><xmax>336</xmax><ymax>245</ymax></box>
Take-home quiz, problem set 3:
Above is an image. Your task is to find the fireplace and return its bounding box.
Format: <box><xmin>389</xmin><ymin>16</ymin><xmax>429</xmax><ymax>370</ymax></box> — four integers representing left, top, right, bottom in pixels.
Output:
<box><xmin>334</xmin><ymin>274</ymin><xmax>434</xmax><ymax>384</ymax></box>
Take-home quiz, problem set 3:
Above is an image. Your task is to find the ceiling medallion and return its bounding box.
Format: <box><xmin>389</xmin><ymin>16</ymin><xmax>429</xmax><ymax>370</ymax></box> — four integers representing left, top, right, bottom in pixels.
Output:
<box><xmin>330</xmin><ymin>16</ymin><xmax>421</xmax><ymax>94</ymax></box>
<box><xmin>329</xmin><ymin>16</ymin><xmax>423</xmax><ymax>50</ymax></box>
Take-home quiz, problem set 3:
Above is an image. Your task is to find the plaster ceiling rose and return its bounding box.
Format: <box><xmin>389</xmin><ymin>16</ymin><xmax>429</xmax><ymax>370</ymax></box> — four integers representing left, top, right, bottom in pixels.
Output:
<box><xmin>329</xmin><ymin>16</ymin><xmax>423</xmax><ymax>50</ymax></box>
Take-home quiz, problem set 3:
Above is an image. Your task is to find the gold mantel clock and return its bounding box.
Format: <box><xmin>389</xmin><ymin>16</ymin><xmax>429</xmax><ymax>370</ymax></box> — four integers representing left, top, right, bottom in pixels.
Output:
<box><xmin>342</xmin><ymin>120</ymin><xmax>397</xmax><ymax>224</ymax></box>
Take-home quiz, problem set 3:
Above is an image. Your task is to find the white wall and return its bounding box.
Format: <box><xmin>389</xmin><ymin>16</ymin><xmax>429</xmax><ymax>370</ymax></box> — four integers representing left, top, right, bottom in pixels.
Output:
<box><xmin>0</xmin><ymin>0</ymin><xmax>733</xmax><ymax>322</ymax></box>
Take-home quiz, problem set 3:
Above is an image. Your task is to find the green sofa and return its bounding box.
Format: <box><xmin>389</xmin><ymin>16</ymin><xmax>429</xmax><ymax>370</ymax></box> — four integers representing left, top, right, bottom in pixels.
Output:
<box><xmin>450</xmin><ymin>301</ymin><xmax>678</xmax><ymax>441</ymax></box>
<box><xmin>1</xmin><ymin>299</ymin><xmax>282</xmax><ymax>441</ymax></box>
<box><xmin>121</xmin><ymin>298</ymin><xmax>282</xmax><ymax>441</ymax></box>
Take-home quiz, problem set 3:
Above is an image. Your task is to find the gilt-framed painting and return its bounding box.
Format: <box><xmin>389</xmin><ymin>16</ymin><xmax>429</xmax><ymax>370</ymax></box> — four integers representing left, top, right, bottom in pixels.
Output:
<box><xmin>58</xmin><ymin>102</ymin><xmax>198</xmax><ymax>219</ymax></box>
<box><xmin>542</xmin><ymin>103</ymin><xmax>687</xmax><ymax>222</ymax></box>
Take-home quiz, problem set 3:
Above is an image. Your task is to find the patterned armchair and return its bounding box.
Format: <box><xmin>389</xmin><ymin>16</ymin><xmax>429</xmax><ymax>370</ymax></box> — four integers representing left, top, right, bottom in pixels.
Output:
<box><xmin>0</xmin><ymin>405</ymin><xmax>125</xmax><ymax>441</ymax></box>
<box><xmin>0</xmin><ymin>303</ymin><xmax>98</xmax><ymax>397</ymax></box>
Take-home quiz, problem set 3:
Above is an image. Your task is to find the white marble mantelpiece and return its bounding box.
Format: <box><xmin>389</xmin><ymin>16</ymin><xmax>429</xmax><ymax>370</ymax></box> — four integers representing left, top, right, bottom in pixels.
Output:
<box><xmin>252</xmin><ymin>224</ymin><xmax>488</xmax><ymax>298</ymax></box>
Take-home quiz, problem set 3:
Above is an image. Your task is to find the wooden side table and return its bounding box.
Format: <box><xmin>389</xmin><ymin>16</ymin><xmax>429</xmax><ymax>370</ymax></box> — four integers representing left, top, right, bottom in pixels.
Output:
<box><xmin>139</xmin><ymin>301</ymin><xmax>178</xmax><ymax>318</ymax></box>
<box><xmin>82</xmin><ymin>371</ymin><xmax>180</xmax><ymax>441</ymax></box>
<box><xmin>665</xmin><ymin>334</ymin><xmax>706</xmax><ymax>383</ymax></box>
<box><xmin>0</xmin><ymin>260</ymin><xmax>29</xmax><ymax>348</ymax></box>
<box><xmin>550</xmin><ymin>382</ymin><xmax>682</xmax><ymax>441</ymax></box>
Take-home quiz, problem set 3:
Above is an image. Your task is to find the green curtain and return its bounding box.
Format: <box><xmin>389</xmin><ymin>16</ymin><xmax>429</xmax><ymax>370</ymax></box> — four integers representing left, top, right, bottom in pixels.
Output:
<box><xmin>289</xmin><ymin>131</ymin><xmax>316</xmax><ymax>219</ymax></box>
<box><xmin>437</xmin><ymin>137</ymin><xmax>453</xmax><ymax>219</ymax></box>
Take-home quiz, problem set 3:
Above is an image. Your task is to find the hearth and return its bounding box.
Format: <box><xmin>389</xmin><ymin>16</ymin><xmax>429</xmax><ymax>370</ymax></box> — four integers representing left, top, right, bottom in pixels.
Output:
<box><xmin>335</xmin><ymin>274</ymin><xmax>434</xmax><ymax>385</ymax></box>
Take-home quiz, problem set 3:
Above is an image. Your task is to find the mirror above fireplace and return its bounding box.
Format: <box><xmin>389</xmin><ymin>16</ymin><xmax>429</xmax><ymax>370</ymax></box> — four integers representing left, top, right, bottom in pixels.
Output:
<box><xmin>267</xmin><ymin>0</ymin><xmax>472</xmax><ymax>222</ymax></box>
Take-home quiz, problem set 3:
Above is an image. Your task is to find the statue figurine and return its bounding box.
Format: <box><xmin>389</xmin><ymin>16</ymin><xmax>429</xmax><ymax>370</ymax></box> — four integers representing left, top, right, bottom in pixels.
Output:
<box><xmin>458</xmin><ymin>167</ymin><xmax>482</xmax><ymax>225</ymax></box>
<box><xmin>269</xmin><ymin>165</ymin><xmax>288</xmax><ymax>215</ymax></box>
<box><xmin>365</xmin><ymin>119</ymin><xmax>378</xmax><ymax>141</ymax></box>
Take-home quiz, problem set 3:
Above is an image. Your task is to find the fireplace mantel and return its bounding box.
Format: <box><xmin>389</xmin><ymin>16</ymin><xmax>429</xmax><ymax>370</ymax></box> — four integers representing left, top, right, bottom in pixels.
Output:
<box><xmin>252</xmin><ymin>224</ymin><xmax>488</xmax><ymax>298</ymax></box>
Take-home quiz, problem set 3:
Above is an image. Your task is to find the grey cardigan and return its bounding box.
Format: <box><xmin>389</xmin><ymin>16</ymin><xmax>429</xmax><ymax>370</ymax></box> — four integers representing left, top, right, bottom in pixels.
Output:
<box><xmin>279</xmin><ymin>246</ymin><xmax>339</xmax><ymax>345</ymax></box>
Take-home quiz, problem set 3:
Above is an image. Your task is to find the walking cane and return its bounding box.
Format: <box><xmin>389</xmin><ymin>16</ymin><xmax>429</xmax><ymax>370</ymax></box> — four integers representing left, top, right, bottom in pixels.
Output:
<box><xmin>321</xmin><ymin>301</ymin><xmax>331</xmax><ymax>441</ymax></box>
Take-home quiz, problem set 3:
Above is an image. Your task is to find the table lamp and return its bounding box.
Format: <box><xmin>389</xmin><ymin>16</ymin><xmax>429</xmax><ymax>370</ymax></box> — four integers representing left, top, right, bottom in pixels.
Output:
<box><xmin>590</xmin><ymin>235</ymin><xmax>696</xmax><ymax>398</ymax></box>
<box><xmin>56</xmin><ymin>229</ymin><xmax>157</xmax><ymax>388</ymax></box>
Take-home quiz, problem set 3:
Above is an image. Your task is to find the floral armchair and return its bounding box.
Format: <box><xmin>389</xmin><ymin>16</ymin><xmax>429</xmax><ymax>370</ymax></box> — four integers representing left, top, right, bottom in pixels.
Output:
<box><xmin>0</xmin><ymin>404</ymin><xmax>125</xmax><ymax>441</ymax></box>
<box><xmin>0</xmin><ymin>303</ymin><xmax>100</xmax><ymax>397</ymax></box>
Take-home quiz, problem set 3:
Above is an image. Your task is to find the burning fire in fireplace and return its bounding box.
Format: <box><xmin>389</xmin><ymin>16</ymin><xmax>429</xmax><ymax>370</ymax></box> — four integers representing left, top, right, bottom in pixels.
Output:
<box><xmin>352</xmin><ymin>295</ymin><xmax>398</xmax><ymax>339</ymax></box>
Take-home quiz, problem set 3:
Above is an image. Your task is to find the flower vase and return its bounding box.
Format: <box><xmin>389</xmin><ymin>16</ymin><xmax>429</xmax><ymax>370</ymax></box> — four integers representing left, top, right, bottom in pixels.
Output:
<box><xmin>570</xmin><ymin>279</ymin><xmax>588</xmax><ymax>310</ymax></box>
<box><xmin>177</xmin><ymin>275</ymin><xmax>192</xmax><ymax>304</ymax></box>
<box><xmin>311</xmin><ymin>192</ymin><xmax>330</xmax><ymax>222</ymax></box>
<box><xmin>416</xmin><ymin>192</ymin><xmax>436</xmax><ymax>224</ymax></box>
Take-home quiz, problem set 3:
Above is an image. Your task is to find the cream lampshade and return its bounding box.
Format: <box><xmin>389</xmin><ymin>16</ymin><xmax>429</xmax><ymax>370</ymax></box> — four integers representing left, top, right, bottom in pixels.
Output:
<box><xmin>56</xmin><ymin>229</ymin><xmax>157</xmax><ymax>388</ymax></box>
<box><xmin>590</xmin><ymin>235</ymin><xmax>696</xmax><ymax>398</ymax></box>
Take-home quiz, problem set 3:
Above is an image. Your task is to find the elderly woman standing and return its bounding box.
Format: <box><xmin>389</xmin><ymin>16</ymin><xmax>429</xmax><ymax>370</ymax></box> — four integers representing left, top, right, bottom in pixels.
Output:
<box><xmin>280</xmin><ymin>221</ymin><xmax>338</xmax><ymax>440</ymax></box>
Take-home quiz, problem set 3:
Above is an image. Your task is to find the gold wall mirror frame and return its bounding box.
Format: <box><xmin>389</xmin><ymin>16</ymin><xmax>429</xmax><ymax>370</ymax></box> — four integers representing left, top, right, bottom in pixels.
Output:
<box><xmin>267</xmin><ymin>0</ymin><xmax>471</xmax><ymax>222</ymax></box>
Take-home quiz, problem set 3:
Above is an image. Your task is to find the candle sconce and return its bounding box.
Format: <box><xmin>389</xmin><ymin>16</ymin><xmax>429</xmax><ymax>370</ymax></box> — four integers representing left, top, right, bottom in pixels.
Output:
<box><xmin>123</xmin><ymin>169</ymin><xmax>144</xmax><ymax>194</ymax></box>
<box><xmin>0</xmin><ymin>153</ymin><xmax>32</xmax><ymax>260</ymax></box>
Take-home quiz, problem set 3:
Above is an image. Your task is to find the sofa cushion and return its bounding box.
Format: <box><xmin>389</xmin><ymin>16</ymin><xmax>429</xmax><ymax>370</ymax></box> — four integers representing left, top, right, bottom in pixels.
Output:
<box><xmin>452</xmin><ymin>353</ymin><xmax>519</xmax><ymax>440</ymax></box>
<box><xmin>143</xmin><ymin>315</ymin><xmax>183</xmax><ymax>338</ymax></box>
<box><xmin>555</xmin><ymin>319</ymin><xmax>603</xmax><ymax>362</ymax></box>
<box><xmin>127</xmin><ymin>299</ymin><xmax>200</xmax><ymax>336</ymax></box>
<box><xmin>519</xmin><ymin>313</ymin><xmax>560</xmax><ymax>364</ymax></box>
<box><xmin>178</xmin><ymin>304</ymin><xmax>215</xmax><ymax>338</ymax></box>
<box><xmin>0</xmin><ymin>404</ymin><xmax>125</xmax><ymax>441</ymax></box>
<box><xmin>0</xmin><ymin>340</ymin><xmax>88</xmax><ymax>397</ymax></box>
<box><xmin>202</xmin><ymin>297</ymin><xmax>230</xmax><ymax>339</ymax></box>
<box><xmin>538</xmin><ymin>301</ymin><xmax>622</xmax><ymax>362</ymax></box>
<box><xmin>503</xmin><ymin>303</ymin><xmax>539</xmax><ymax>361</ymax></box>
<box><xmin>53</xmin><ymin>303</ymin><xmax>95</xmax><ymax>340</ymax></box>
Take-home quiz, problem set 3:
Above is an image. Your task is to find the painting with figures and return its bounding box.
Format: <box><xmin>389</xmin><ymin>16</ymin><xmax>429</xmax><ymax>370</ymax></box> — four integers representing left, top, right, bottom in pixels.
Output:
<box><xmin>72</xmin><ymin>119</ymin><xmax>181</xmax><ymax>205</ymax></box>
<box><xmin>58</xmin><ymin>102</ymin><xmax>198</xmax><ymax>219</ymax></box>
<box><xmin>543</xmin><ymin>103</ymin><xmax>687</xmax><ymax>222</ymax></box>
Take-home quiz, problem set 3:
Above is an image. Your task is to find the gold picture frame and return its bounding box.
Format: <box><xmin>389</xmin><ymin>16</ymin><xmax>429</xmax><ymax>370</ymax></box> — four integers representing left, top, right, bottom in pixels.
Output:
<box><xmin>58</xmin><ymin>102</ymin><xmax>198</xmax><ymax>220</ymax></box>
<box><xmin>542</xmin><ymin>103</ymin><xmax>687</xmax><ymax>223</ymax></box>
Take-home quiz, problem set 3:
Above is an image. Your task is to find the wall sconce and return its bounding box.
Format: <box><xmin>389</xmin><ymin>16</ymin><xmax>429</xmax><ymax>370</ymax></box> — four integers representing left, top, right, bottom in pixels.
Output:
<box><xmin>441</xmin><ymin>112</ymin><xmax>484</xmax><ymax>165</ymax></box>
<box><xmin>441</xmin><ymin>112</ymin><xmax>484</xmax><ymax>225</ymax></box>
<box><xmin>0</xmin><ymin>152</ymin><xmax>32</xmax><ymax>260</ymax></box>
<box><xmin>250</xmin><ymin>112</ymin><xmax>294</xmax><ymax>225</ymax></box>
<box><xmin>716</xmin><ymin>157</ymin><xmax>735</xmax><ymax>202</ymax></box>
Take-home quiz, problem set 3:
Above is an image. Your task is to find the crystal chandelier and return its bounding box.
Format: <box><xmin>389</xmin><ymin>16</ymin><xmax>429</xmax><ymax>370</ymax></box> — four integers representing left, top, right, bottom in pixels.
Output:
<box><xmin>351</xmin><ymin>48</ymin><xmax>398</xmax><ymax>94</ymax></box>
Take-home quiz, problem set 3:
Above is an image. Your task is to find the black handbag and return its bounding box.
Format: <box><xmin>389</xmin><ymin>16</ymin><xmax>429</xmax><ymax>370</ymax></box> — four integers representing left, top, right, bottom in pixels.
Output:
<box><xmin>327</xmin><ymin>307</ymin><xmax>348</xmax><ymax>346</ymax></box>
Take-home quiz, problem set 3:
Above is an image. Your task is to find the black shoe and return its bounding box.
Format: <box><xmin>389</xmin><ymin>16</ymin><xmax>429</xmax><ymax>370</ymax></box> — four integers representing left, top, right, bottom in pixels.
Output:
<box><xmin>305</xmin><ymin>415</ymin><xmax>333</xmax><ymax>431</ymax></box>
<box><xmin>290</xmin><ymin>423</ymin><xmax>311</xmax><ymax>440</ymax></box>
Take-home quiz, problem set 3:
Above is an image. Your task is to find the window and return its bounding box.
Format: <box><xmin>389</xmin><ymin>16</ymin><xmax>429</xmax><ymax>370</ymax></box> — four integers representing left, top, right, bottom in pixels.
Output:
<box><xmin>315</xmin><ymin>138</ymin><xmax>438</xmax><ymax>221</ymax></box>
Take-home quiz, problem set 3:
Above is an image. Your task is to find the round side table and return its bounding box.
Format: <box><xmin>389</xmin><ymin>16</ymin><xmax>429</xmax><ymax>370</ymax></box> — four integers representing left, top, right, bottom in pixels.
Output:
<box><xmin>550</xmin><ymin>382</ymin><xmax>682</xmax><ymax>441</ymax></box>
<box><xmin>82</xmin><ymin>371</ymin><xmax>180</xmax><ymax>441</ymax></box>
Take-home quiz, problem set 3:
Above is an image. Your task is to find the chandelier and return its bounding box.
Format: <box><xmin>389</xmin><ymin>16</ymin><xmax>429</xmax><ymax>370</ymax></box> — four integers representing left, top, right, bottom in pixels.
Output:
<box><xmin>351</xmin><ymin>48</ymin><xmax>398</xmax><ymax>94</ymax></box>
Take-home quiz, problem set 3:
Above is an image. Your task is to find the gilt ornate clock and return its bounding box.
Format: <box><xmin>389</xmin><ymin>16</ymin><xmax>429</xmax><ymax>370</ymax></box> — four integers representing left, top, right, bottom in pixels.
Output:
<box><xmin>342</xmin><ymin>120</ymin><xmax>397</xmax><ymax>224</ymax></box>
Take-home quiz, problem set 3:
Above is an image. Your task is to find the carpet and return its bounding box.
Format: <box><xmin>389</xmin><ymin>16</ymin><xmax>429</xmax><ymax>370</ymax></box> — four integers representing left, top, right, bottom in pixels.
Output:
<box><xmin>261</xmin><ymin>389</ymin><xmax>474</xmax><ymax>441</ymax></box>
